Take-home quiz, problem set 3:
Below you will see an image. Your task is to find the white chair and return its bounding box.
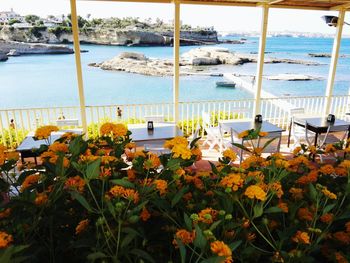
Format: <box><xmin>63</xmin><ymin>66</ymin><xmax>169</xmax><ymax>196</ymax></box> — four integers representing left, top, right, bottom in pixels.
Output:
<box><xmin>289</xmin><ymin>108</ymin><xmax>315</xmax><ymax>148</ymax></box>
<box><xmin>202</xmin><ymin>111</ymin><xmax>223</xmax><ymax>151</ymax></box>
<box><xmin>188</xmin><ymin>124</ymin><xmax>201</xmax><ymax>144</ymax></box>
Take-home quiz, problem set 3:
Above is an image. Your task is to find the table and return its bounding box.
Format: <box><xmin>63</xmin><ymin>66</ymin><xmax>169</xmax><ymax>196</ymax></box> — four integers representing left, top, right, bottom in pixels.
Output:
<box><xmin>129</xmin><ymin>125</ymin><xmax>183</xmax><ymax>145</ymax></box>
<box><xmin>219</xmin><ymin>120</ymin><xmax>284</xmax><ymax>160</ymax></box>
<box><xmin>288</xmin><ymin>117</ymin><xmax>350</xmax><ymax>147</ymax></box>
<box><xmin>17</xmin><ymin>133</ymin><xmax>64</xmax><ymax>164</ymax></box>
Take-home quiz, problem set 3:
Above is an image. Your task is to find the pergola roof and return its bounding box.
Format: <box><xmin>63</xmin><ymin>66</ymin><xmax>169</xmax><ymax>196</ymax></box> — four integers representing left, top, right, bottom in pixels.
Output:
<box><xmin>80</xmin><ymin>0</ymin><xmax>350</xmax><ymax>11</ymax></box>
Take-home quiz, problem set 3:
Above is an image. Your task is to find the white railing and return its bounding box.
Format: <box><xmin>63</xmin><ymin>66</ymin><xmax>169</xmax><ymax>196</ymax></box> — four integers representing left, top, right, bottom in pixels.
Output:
<box><xmin>1</xmin><ymin>95</ymin><xmax>349</xmax><ymax>148</ymax></box>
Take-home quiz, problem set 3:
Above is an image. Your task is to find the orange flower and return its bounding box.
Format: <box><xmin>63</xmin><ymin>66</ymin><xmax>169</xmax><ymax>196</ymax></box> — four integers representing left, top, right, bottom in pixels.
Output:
<box><xmin>125</xmin><ymin>142</ymin><xmax>136</xmax><ymax>149</ymax></box>
<box><xmin>144</xmin><ymin>153</ymin><xmax>161</xmax><ymax>169</ymax></box>
<box><xmin>319</xmin><ymin>164</ymin><xmax>335</xmax><ymax>175</ymax></box>
<box><xmin>219</xmin><ymin>173</ymin><xmax>244</xmax><ymax>191</ymax></box>
<box><xmin>153</xmin><ymin>179</ymin><xmax>168</xmax><ymax>195</ymax></box>
<box><xmin>296</xmin><ymin>170</ymin><xmax>318</xmax><ymax>185</ymax></box>
<box><xmin>278</xmin><ymin>201</ymin><xmax>289</xmax><ymax>213</ymax></box>
<box><xmin>346</xmin><ymin>222</ymin><xmax>350</xmax><ymax>233</ymax></box>
<box><xmin>75</xmin><ymin>219</ymin><xmax>89</xmax><ymax>235</ymax></box>
<box><xmin>127</xmin><ymin>169</ymin><xmax>136</xmax><ymax>181</ymax></box>
<box><xmin>210</xmin><ymin>240</ymin><xmax>232</xmax><ymax>261</ymax></box>
<box><xmin>339</xmin><ymin>160</ymin><xmax>350</xmax><ymax>170</ymax></box>
<box><xmin>100</xmin><ymin>167</ymin><xmax>112</xmax><ymax>178</ymax></box>
<box><xmin>335</xmin><ymin>167</ymin><xmax>347</xmax><ymax>177</ymax></box>
<box><xmin>35</xmin><ymin>192</ymin><xmax>48</xmax><ymax>206</ymax></box>
<box><xmin>333</xmin><ymin>231</ymin><xmax>350</xmax><ymax>245</ymax></box>
<box><xmin>48</xmin><ymin>142</ymin><xmax>68</xmax><ymax>153</ymax></box>
<box><xmin>335</xmin><ymin>252</ymin><xmax>348</xmax><ymax>263</ymax></box>
<box><xmin>222</xmin><ymin>149</ymin><xmax>237</xmax><ymax>161</ymax></box>
<box><xmin>298</xmin><ymin>207</ymin><xmax>313</xmax><ymax>221</ymax></box>
<box><xmin>34</xmin><ymin>125</ymin><xmax>59</xmax><ymax>139</ymax></box>
<box><xmin>173</xmin><ymin>229</ymin><xmax>195</xmax><ymax>246</ymax></box>
<box><xmin>270</xmin><ymin>182</ymin><xmax>283</xmax><ymax>198</ymax></box>
<box><xmin>289</xmin><ymin>187</ymin><xmax>303</xmax><ymax>200</ymax></box>
<box><xmin>198</xmin><ymin>208</ymin><xmax>218</xmax><ymax>224</ymax></box>
<box><xmin>244</xmin><ymin>185</ymin><xmax>267</xmax><ymax>201</ymax></box>
<box><xmin>122</xmin><ymin>189</ymin><xmax>140</xmax><ymax>204</ymax></box>
<box><xmin>248</xmin><ymin>171</ymin><xmax>265</xmax><ymax>182</ymax></box>
<box><xmin>140</xmin><ymin>207</ymin><xmax>151</xmax><ymax>221</ymax></box>
<box><xmin>293</xmin><ymin>146</ymin><xmax>302</xmax><ymax>155</ymax></box>
<box><xmin>0</xmin><ymin>231</ymin><xmax>13</xmax><ymax>248</ymax></box>
<box><xmin>65</xmin><ymin>176</ymin><xmax>86</xmax><ymax>193</ymax></box>
<box><xmin>0</xmin><ymin>208</ymin><xmax>11</xmax><ymax>219</ymax></box>
<box><xmin>238</xmin><ymin>130</ymin><xmax>249</xmax><ymax>139</ymax></box>
<box><xmin>324</xmin><ymin>144</ymin><xmax>337</xmax><ymax>153</ymax></box>
<box><xmin>164</xmin><ymin>136</ymin><xmax>188</xmax><ymax>149</ymax></box>
<box><xmin>253</xmin><ymin>147</ymin><xmax>263</xmax><ymax>156</ymax></box>
<box><xmin>191</xmin><ymin>147</ymin><xmax>202</xmax><ymax>161</ymax></box>
<box><xmin>259</xmin><ymin>131</ymin><xmax>268</xmax><ymax>137</ymax></box>
<box><xmin>292</xmin><ymin>231</ymin><xmax>310</xmax><ymax>245</ymax></box>
<box><xmin>21</xmin><ymin>173</ymin><xmax>40</xmax><ymax>192</ymax></box>
<box><xmin>320</xmin><ymin>213</ymin><xmax>334</xmax><ymax>224</ymax></box>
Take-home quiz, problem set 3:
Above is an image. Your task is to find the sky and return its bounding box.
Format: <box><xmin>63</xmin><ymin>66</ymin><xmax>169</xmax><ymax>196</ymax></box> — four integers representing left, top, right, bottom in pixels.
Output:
<box><xmin>1</xmin><ymin>0</ymin><xmax>349</xmax><ymax>35</ymax></box>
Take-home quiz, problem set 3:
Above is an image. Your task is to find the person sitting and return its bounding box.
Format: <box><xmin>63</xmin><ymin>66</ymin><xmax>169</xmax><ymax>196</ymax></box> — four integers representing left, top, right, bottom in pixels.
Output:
<box><xmin>9</xmin><ymin>119</ymin><xmax>15</xmax><ymax>129</ymax></box>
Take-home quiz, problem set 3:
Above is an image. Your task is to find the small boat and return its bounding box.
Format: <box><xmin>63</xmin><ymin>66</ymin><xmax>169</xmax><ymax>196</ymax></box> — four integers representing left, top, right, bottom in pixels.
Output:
<box><xmin>216</xmin><ymin>81</ymin><xmax>236</xmax><ymax>88</ymax></box>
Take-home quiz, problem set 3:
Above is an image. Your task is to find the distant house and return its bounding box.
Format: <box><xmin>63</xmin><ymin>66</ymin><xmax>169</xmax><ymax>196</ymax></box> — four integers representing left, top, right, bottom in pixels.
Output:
<box><xmin>0</xmin><ymin>8</ymin><xmax>23</xmax><ymax>25</ymax></box>
<box><xmin>12</xmin><ymin>22</ymin><xmax>33</xmax><ymax>29</ymax></box>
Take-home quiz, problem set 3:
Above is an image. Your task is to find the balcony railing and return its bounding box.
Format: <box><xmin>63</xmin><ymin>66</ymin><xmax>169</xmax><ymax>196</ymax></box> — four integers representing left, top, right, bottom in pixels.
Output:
<box><xmin>1</xmin><ymin>94</ymin><xmax>349</xmax><ymax>148</ymax></box>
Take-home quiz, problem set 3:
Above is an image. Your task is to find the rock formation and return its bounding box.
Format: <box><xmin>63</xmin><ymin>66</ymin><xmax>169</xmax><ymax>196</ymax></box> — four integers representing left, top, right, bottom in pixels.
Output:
<box><xmin>0</xmin><ymin>52</ymin><xmax>8</xmax><ymax>62</ymax></box>
<box><xmin>0</xmin><ymin>40</ymin><xmax>74</xmax><ymax>55</ymax></box>
<box><xmin>264</xmin><ymin>73</ymin><xmax>323</xmax><ymax>81</ymax></box>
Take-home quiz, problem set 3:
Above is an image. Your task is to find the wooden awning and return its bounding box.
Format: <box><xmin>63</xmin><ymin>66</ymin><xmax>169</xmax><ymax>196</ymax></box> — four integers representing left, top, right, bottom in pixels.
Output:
<box><xmin>79</xmin><ymin>0</ymin><xmax>350</xmax><ymax>11</ymax></box>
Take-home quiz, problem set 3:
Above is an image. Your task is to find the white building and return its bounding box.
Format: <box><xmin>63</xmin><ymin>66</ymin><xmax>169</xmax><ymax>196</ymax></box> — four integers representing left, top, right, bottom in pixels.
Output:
<box><xmin>0</xmin><ymin>8</ymin><xmax>23</xmax><ymax>24</ymax></box>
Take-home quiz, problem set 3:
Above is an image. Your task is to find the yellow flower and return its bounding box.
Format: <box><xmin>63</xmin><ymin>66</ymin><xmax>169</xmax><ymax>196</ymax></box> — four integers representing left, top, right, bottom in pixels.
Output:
<box><xmin>270</xmin><ymin>182</ymin><xmax>283</xmax><ymax>198</ymax></box>
<box><xmin>322</xmin><ymin>188</ymin><xmax>337</xmax><ymax>200</ymax></box>
<box><xmin>144</xmin><ymin>153</ymin><xmax>161</xmax><ymax>169</ymax></box>
<box><xmin>339</xmin><ymin>160</ymin><xmax>350</xmax><ymax>170</ymax></box>
<box><xmin>244</xmin><ymin>185</ymin><xmax>267</xmax><ymax>201</ymax></box>
<box><xmin>0</xmin><ymin>231</ymin><xmax>13</xmax><ymax>249</ymax></box>
<box><xmin>75</xmin><ymin>219</ymin><xmax>89</xmax><ymax>235</ymax></box>
<box><xmin>222</xmin><ymin>149</ymin><xmax>237</xmax><ymax>161</ymax></box>
<box><xmin>171</xmin><ymin>144</ymin><xmax>192</xmax><ymax>160</ymax></box>
<box><xmin>293</xmin><ymin>146</ymin><xmax>302</xmax><ymax>155</ymax></box>
<box><xmin>238</xmin><ymin>130</ymin><xmax>249</xmax><ymax>139</ymax></box>
<box><xmin>34</xmin><ymin>125</ymin><xmax>59</xmax><ymax>139</ymax></box>
<box><xmin>164</xmin><ymin>136</ymin><xmax>188</xmax><ymax>149</ymax></box>
<box><xmin>324</xmin><ymin>144</ymin><xmax>337</xmax><ymax>153</ymax></box>
<box><xmin>292</xmin><ymin>231</ymin><xmax>310</xmax><ymax>245</ymax></box>
<box><xmin>100</xmin><ymin>122</ymin><xmax>127</xmax><ymax>137</ymax></box>
<box><xmin>219</xmin><ymin>173</ymin><xmax>244</xmax><ymax>191</ymax></box>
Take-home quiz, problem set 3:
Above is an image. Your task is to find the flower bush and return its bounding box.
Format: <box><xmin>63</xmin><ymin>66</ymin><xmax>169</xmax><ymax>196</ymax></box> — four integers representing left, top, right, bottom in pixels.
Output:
<box><xmin>0</xmin><ymin>124</ymin><xmax>350</xmax><ymax>262</ymax></box>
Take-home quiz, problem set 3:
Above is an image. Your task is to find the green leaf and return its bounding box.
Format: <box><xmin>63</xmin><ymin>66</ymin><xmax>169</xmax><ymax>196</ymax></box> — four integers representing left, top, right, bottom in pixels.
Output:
<box><xmin>70</xmin><ymin>191</ymin><xmax>93</xmax><ymax>212</ymax></box>
<box><xmin>231</xmin><ymin>142</ymin><xmax>251</xmax><ymax>153</ymax></box>
<box><xmin>110</xmin><ymin>179</ymin><xmax>135</xmax><ymax>189</ymax></box>
<box><xmin>209</xmin><ymin>161</ymin><xmax>218</xmax><ymax>174</ymax></box>
<box><xmin>171</xmin><ymin>185</ymin><xmax>189</xmax><ymax>207</ymax></box>
<box><xmin>87</xmin><ymin>252</ymin><xmax>107</xmax><ymax>262</ymax></box>
<box><xmin>176</xmin><ymin>238</ymin><xmax>186</xmax><ymax>263</ymax></box>
<box><xmin>194</xmin><ymin>224</ymin><xmax>207</xmax><ymax>250</ymax></box>
<box><xmin>190</xmin><ymin>137</ymin><xmax>201</xmax><ymax>148</ymax></box>
<box><xmin>130</xmin><ymin>249</ymin><xmax>155</xmax><ymax>263</ymax></box>
<box><xmin>265</xmin><ymin>206</ymin><xmax>283</xmax><ymax>214</ymax></box>
<box><xmin>201</xmin><ymin>256</ymin><xmax>226</xmax><ymax>263</ymax></box>
<box><xmin>229</xmin><ymin>240</ymin><xmax>242</xmax><ymax>251</ymax></box>
<box><xmin>308</xmin><ymin>183</ymin><xmax>317</xmax><ymax>202</ymax></box>
<box><xmin>253</xmin><ymin>203</ymin><xmax>264</xmax><ymax>218</ymax></box>
<box><xmin>85</xmin><ymin>158</ymin><xmax>101</xmax><ymax>180</ymax></box>
<box><xmin>184</xmin><ymin>213</ymin><xmax>192</xmax><ymax>231</ymax></box>
<box><xmin>261</xmin><ymin>137</ymin><xmax>276</xmax><ymax>150</ymax></box>
<box><xmin>0</xmin><ymin>245</ymin><xmax>29</xmax><ymax>263</ymax></box>
<box><xmin>121</xmin><ymin>232</ymin><xmax>137</xmax><ymax>248</ymax></box>
<box><xmin>69</xmin><ymin>135</ymin><xmax>88</xmax><ymax>157</ymax></box>
<box><xmin>166</xmin><ymin>158</ymin><xmax>182</xmax><ymax>171</ymax></box>
<box><xmin>323</xmin><ymin>203</ymin><xmax>336</xmax><ymax>214</ymax></box>
<box><xmin>209</xmin><ymin>220</ymin><xmax>222</xmax><ymax>231</ymax></box>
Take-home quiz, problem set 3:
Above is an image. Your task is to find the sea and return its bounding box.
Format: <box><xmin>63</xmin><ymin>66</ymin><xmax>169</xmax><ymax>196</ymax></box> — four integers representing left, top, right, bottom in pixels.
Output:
<box><xmin>0</xmin><ymin>36</ymin><xmax>349</xmax><ymax>109</ymax></box>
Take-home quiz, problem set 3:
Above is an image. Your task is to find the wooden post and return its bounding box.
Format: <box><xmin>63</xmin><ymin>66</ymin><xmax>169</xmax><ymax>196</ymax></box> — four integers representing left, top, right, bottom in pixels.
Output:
<box><xmin>70</xmin><ymin>0</ymin><xmax>88</xmax><ymax>137</ymax></box>
<box><xmin>253</xmin><ymin>4</ymin><xmax>269</xmax><ymax>117</ymax></box>
<box><xmin>324</xmin><ymin>9</ymin><xmax>346</xmax><ymax>116</ymax></box>
<box><xmin>173</xmin><ymin>0</ymin><xmax>180</xmax><ymax>123</ymax></box>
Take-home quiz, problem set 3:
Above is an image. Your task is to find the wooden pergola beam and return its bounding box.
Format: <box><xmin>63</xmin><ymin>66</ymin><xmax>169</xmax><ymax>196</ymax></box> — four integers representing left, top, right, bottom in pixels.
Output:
<box><xmin>173</xmin><ymin>0</ymin><xmax>180</xmax><ymax>123</ymax></box>
<box><xmin>330</xmin><ymin>3</ymin><xmax>350</xmax><ymax>11</ymax></box>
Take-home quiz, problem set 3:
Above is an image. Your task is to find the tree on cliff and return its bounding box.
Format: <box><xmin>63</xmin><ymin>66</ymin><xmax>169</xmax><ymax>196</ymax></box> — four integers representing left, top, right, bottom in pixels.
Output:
<box><xmin>25</xmin><ymin>15</ymin><xmax>40</xmax><ymax>24</ymax></box>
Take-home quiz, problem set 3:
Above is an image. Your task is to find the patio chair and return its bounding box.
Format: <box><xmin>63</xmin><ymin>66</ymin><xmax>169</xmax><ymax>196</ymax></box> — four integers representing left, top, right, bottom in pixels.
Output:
<box><xmin>187</xmin><ymin>124</ymin><xmax>201</xmax><ymax>144</ymax></box>
<box><xmin>202</xmin><ymin>111</ymin><xmax>223</xmax><ymax>151</ymax></box>
<box><xmin>290</xmin><ymin>117</ymin><xmax>316</xmax><ymax>148</ymax></box>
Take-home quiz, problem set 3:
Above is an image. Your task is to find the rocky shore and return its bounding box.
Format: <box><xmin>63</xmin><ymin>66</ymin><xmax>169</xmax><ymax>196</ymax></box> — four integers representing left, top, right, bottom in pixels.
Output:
<box><xmin>0</xmin><ymin>26</ymin><xmax>218</xmax><ymax>46</ymax></box>
<box><xmin>264</xmin><ymin>73</ymin><xmax>323</xmax><ymax>81</ymax></box>
<box><xmin>90</xmin><ymin>47</ymin><xmax>322</xmax><ymax>76</ymax></box>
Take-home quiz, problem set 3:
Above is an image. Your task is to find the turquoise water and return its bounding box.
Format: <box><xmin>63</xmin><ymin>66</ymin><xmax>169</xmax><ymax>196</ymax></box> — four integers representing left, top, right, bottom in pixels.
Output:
<box><xmin>0</xmin><ymin>37</ymin><xmax>349</xmax><ymax>109</ymax></box>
